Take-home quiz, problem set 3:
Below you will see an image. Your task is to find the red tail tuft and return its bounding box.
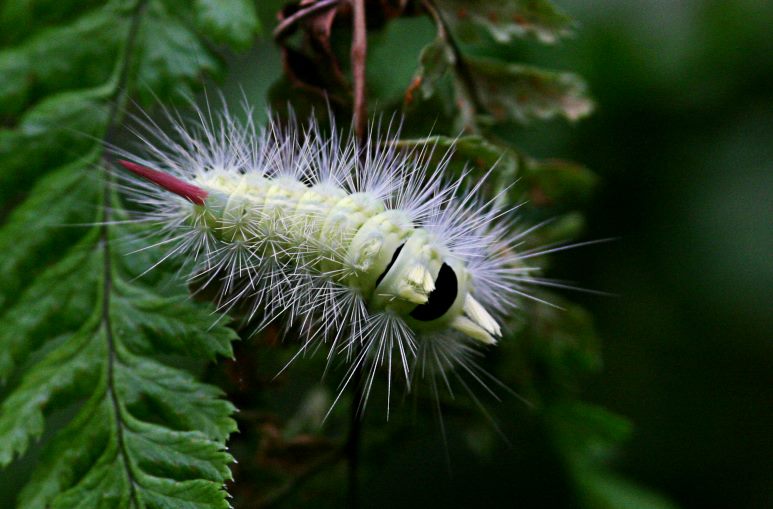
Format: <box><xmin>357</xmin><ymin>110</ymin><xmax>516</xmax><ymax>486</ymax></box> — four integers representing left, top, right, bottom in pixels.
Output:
<box><xmin>117</xmin><ymin>160</ymin><xmax>208</xmax><ymax>205</ymax></box>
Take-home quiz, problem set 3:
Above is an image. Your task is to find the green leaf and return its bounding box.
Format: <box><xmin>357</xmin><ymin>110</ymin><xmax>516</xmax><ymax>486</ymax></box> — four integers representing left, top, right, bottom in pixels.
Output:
<box><xmin>530</xmin><ymin>211</ymin><xmax>587</xmax><ymax>243</ymax></box>
<box><xmin>117</xmin><ymin>348</ymin><xmax>236</xmax><ymax>442</ymax></box>
<box><xmin>194</xmin><ymin>0</ymin><xmax>259</xmax><ymax>49</ymax></box>
<box><xmin>403</xmin><ymin>46</ymin><xmax>592</xmax><ymax>128</ymax></box>
<box><xmin>522</xmin><ymin>157</ymin><xmax>599</xmax><ymax>210</ymax></box>
<box><xmin>111</xmin><ymin>278</ymin><xmax>235</xmax><ymax>361</ymax></box>
<box><xmin>466</xmin><ymin>56</ymin><xmax>594</xmax><ymax>123</ymax></box>
<box><xmin>0</xmin><ymin>231</ymin><xmax>101</xmax><ymax>381</ymax></box>
<box><xmin>0</xmin><ymin>8</ymin><xmax>124</xmax><ymax>117</ymax></box>
<box><xmin>0</xmin><ymin>1</ymin><xmax>253</xmax><ymax>506</ymax></box>
<box><xmin>434</xmin><ymin>0</ymin><xmax>574</xmax><ymax>45</ymax></box>
<box><xmin>0</xmin><ymin>320</ymin><xmax>103</xmax><ymax>466</ymax></box>
<box><xmin>0</xmin><ymin>151</ymin><xmax>101</xmax><ymax>308</ymax></box>
<box><xmin>547</xmin><ymin>401</ymin><xmax>632</xmax><ymax>465</ymax></box>
<box><xmin>404</xmin><ymin>37</ymin><xmax>454</xmax><ymax>106</ymax></box>
<box><xmin>393</xmin><ymin>134</ymin><xmax>519</xmax><ymax>201</ymax></box>
<box><xmin>17</xmin><ymin>393</ymin><xmax>113</xmax><ymax>508</ymax></box>
<box><xmin>0</xmin><ymin>0</ymin><xmax>104</xmax><ymax>46</ymax></box>
<box><xmin>393</xmin><ymin>135</ymin><xmax>595</xmax><ymax>241</ymax></box>
<box><xmin>574</xmin><ymin>471</ymin><xmax>679</xmax><ymax>509</ymax></box>
<box><xmin>506</xmin><ymin>295</ymin><xmax>602</xmax><ymax>393</ymax></box>
<box><xmin>0</xmin><ymin>195</ymin><xmax>238</xmax><ymax>508</ymax></box>
<box><xmin>545</xmin><ymin>402</ymin><xmax>677</xmax><ymax>509</ymax></box>
<box><xmin>0</xmin><ymin>90</ymin><xmax>110</xmax><ymax>206</ymax></box>
<box><xmin>134</xmin><ymin>5</ymin><xmax>220</xmax><ymax>103</ymax></box>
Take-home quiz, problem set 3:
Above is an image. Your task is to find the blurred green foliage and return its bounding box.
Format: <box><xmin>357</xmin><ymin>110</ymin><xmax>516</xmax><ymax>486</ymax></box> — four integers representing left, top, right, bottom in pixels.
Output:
<box><xmin>0</xmin><ymin>0</ymin><xmax>770</xmax><ymax>508</ymax></box>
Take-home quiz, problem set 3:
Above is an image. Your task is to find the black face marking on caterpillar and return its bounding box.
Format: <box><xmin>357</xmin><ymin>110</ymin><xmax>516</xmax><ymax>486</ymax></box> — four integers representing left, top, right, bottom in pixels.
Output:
<box><xmin>113</xmin><ymin>107</ymin><xmax>544</xmax><ymax>409</ymax></box>
<box><xmin>409</xmin><ymin>263</ymin><xmax>458</xmax><ymax>322</ymax></box>
<box><xmin>374</xmin><ymin>243</ymin><xmax>404</xmax><ymax>288</ymax></box>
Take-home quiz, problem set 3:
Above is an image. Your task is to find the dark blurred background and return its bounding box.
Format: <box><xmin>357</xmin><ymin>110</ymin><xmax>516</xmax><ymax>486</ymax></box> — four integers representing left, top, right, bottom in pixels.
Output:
<box><xmin>525</xmin><ymin>1</ymin><xmax>773</xmax><ymax>507</ymax></box>
<box><xmin>237</xmin><ymin>1</ymin><xmax>772</xmax><ymax>507</ymax></box>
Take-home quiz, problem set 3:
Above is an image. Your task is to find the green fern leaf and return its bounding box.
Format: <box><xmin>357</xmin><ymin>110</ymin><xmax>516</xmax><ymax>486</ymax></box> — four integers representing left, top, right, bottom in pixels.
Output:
<box><xmin>0</xmin><ymin>0</ymin><xmax>257</xmax><ymax>506</ymax></box>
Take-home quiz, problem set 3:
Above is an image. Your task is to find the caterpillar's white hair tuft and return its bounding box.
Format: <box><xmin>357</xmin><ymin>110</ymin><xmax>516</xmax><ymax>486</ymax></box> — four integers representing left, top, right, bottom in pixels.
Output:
<box><xmin>112</xmin><ymin>101</ymin><xmax>546</xmax><ymax>413</ymax></box>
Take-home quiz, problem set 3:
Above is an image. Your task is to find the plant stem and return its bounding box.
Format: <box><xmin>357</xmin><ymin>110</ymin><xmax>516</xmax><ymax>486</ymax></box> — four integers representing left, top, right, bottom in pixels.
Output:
<box><xmin>421</xmin><ymin>0</ymin><xmax>483</xmax><ymax>132</ymax></box>
<box><xmin>273</xmin><ymin>0</ymin><xmax>341</xmax><ymax>41</ymax></box>
<box><xmin>351</xmin><ymin>0</ymin><xmax>368</xmax><ymax>143</ymax></box>
<box><xmin>101</xmin><ymin>2</ymin><xmax>148</xmax><ymax>507</ymax></box>
<box><xmin>345</xmin><ymin>359</ymin><xmax>364</xmax><ymax>509</ymax></box>
<box><xmin>347</xmin><ymin>2</ymin><xmax>368</xmax><ymax>506</ymax></box>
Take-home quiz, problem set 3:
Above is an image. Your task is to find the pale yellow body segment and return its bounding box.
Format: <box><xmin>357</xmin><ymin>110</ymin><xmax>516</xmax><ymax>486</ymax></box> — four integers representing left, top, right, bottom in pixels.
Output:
<box><xmin>191</xmin><ymin>173</ymin><xmax>500</xmax><ymax>344</ymax></box>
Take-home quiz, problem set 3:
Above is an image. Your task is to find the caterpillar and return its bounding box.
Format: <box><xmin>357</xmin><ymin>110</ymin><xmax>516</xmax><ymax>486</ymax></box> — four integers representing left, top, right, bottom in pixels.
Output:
<box><xmin>113</xmin><ymin>106</ymin><xmax>540</xmax><ymax>410</ymax></box>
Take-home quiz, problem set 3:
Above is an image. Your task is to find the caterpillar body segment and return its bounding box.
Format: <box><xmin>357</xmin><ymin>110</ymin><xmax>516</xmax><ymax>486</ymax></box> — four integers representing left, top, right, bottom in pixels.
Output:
<box><xmin>115</xmin><ymin>110</ymin><xmax>537</xmax><ymax>404</ymax></box>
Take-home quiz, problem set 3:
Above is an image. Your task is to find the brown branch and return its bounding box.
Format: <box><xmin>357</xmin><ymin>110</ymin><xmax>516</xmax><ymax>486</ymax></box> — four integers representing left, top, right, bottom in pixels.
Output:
<box><xmin>272</xmin><ymin>3</ymin><xmax>369</xmax><ymax>507</ymax></box>
<box><xmin>347</xmin><ymin>2</ymin><xmax>368</xmax><ymax>507</ymax></box>
<box><xmin>273</xmin><ymin>0</ymin><xmax>341</xmax><ymax>41</ymax></box>
<box><xmin>350</xmin><ymin>0</ymin><xmax>368</xmax><ymax>143</ymax></box>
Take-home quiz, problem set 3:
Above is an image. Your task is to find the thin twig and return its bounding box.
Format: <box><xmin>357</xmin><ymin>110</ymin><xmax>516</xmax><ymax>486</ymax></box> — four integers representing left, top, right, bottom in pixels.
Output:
<box><xmin>345</xmin><ymin>360</ymin><xmax>364</xmax><ymax>509</ymax></box>
<box><xmin>347</xmin><ymin>2</ymin><xmax>368</xmax><ymax>506</ymax></box>
<box><xmin>273</xmin><ymin>0</ymin><xmax>341</xmax><ymax>41</ymax></box>
<box><xmin>421</xmin><ymin>0</ymin><xmax>483</xmax><ymax>132</ymax></box>
<box><xmin>350</xmin><ymin>0</ymin><xmax>368</xmax><ymax>143</ymax></box>
<box><xmin>274</xmin><ymin>2</ymin><xmax>369</xmax><ymax>505</ymax></box>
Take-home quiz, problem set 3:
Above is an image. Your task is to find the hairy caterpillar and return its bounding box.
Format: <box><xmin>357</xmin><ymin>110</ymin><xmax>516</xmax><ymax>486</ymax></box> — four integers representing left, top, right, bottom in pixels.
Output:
<box><xmin>113</xmin><ymin>106</ymin><xmax>542</xmax><ymax>410</ymax></box>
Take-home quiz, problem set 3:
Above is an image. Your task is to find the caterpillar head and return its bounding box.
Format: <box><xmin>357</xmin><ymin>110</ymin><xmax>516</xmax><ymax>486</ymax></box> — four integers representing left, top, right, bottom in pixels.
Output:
<box><xmin>371</xmin><ymin>230</ymin><xmax>502</xmax><ymax>345</ymax></box>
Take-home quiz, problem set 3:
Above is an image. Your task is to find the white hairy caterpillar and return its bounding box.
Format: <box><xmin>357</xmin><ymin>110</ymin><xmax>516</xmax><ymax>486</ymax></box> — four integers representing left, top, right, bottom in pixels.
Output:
<box><xmin>113</xmin><ymin>105</ymin><xmax>545</xmax><ymax>410</ymax></box>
